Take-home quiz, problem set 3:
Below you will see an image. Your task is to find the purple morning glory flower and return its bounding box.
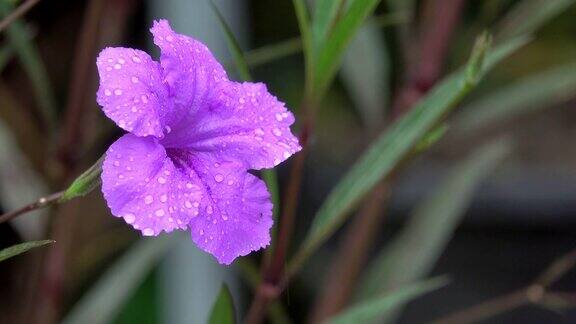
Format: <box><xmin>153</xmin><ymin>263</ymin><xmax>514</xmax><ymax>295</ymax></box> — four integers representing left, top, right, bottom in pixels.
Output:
<box><xmin>96</xmin><ymin>19</ymin><xmax>301</xmax><ymax>264</ymax></box>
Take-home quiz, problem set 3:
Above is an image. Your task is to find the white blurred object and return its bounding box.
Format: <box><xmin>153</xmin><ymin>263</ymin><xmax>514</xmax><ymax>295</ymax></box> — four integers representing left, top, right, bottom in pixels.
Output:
<box><xmin>0</xmin><ymin>118</ymin><xmax>48</xmax><ymax>239</ymax></box>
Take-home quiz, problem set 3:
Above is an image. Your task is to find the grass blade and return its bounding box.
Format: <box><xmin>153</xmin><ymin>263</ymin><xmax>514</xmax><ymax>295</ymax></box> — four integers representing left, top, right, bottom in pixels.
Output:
<box><xmin>312</xmin><ymin>0</ymin><xmax>382</xmax><ymax>99</ymax></box>
<box><xmin>0</xmin><ymin>1</ymin><xmax>57</xmax><ymax>132</ymax></box>
<box><xmin>328</xmin><ymin>276</ymin><xmax>449</xmax><ymax>324</ymax></box>
<box><xmin>454</xmin><ymin>62</ymin><xmax>576</xmax><ymax>134</ymax></box>
<box><xmin>209</xmin><ymin>284</ymin><xmax>237</xmax><ymax>324</ymax></box>
<box><xmin>357</xmin><ymin>139</ymin><xmax>512</xmax><ymax>322</ymax></box>
<box><xmin>496</xmin><ymin>0</ymin><xmax>576</xmax><ymax>40</ymax></box>
<box><xmin>0</xmin><ymin>239</ymin><xmax>54</xmax><ymax>262</ymax></box>
<box><xmin>312</xmin><ymin>0</ymin><xmax>346</xmax><ymax>50</ymax></box>
<box><xmin>287</xmin><ymin>34</ymin><xmax>529</xmax><ymax>276</ymax></box>
<box><xmin>62</xmin><ymin>236</ymin><xmax>176</xmax><ymax>324</ymax></box>
<box><xmin>292</xmin><ymin>0</ymin><xmax>314</xmax><ymax>96</ymax></box>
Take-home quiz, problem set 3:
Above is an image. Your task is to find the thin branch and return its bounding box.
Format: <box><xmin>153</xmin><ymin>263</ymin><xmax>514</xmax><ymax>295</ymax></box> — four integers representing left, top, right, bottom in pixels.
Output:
<box><xmin>431</xmin><ymin>247</ymin><xmax>576</xmax><ymax>324</ymax></box>
<box><xmin>0</xmin><ymin>0</ymin><xmax>41</xmax><ymax>33</ymax></box>
<box><xmin>0</xmin><ymin>191</ymin><xmax>63</xmax><ymax>225</ymax></box>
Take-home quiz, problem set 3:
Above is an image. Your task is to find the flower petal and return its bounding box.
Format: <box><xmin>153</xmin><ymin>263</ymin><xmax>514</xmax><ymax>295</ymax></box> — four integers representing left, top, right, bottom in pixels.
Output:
<box><xmin>96</xmin><ymin>47</ymin><xmax>170</xmax><ymax>137</ymax></box>
<box><xmin>101</xmin><ymin>134</ymin><xmax>203</xmax><ymax>236</ymax></box>
<box><xmin>188</xmin><ymin>152</ymin><xmax>273</xmax><ymax>264</ymax></box>
<box><xmin>150</xmin><ymin>19</ymin><xmax>227</xmax><ymax>116</ymax></box>
<box><xmin>162</xmin><ymin>82</ymin><xmax>301</xmax><ymax>169</ymax></box>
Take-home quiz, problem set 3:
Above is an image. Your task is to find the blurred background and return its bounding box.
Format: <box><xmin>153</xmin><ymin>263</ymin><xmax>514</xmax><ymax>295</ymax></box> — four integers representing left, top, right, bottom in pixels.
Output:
<box><xmin>2</xmin><ymin>0</ymin><xmax>576</xmax><ymax>323</ymax></box>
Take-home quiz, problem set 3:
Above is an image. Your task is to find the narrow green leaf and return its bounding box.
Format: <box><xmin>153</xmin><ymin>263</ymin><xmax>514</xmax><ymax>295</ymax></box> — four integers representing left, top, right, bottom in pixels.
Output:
<box><xmin>60</xmin><ymin>156</ymin><xmax>104</xmax><ymax>202</ymax></box>
<box><xmin>62</xmin><ymin>236</ymin><xmax>176</xmax><ymax>324</ymax></box>
<box><xmin>0</xmin><ymin>239</ymin><xmax>54</xmax><ymax>262</ymax></box>
<box><xmin>209</xmin><ymin>0</ymin><xmax>251</xmax><ymax>81</ymax></box>
<box><xmin>209</xmin><ymin>284</ymin><xmax>237</xmax><ymax>324</ymax></box>
<box><xmin>0</xmin><ymin>0</ymin><xmax>57</xmax><ymax>132</ymax></box>
<box><xmin>414</xmin><ymin>123</ymin><xmax>449</xmax><ymax>153</ymax></box>
<box><xmin>357</xmin><ymin>139</ymin><xmax>511</xmax><ymax>322</ymax></box>
<box><xmin>328</xmin><ymin>277</ymin><xmax>449</xmax><ymax>324</ymax></box>
<box><xmin>454</xmin><ymin>62</ymin><xmax>576</xmax><ymax>134</ymax></box>
<box><xmin>496</xmin><ymin>0</ymin><xmax>576</xmax><ymax>41</ymax></box>
<box><xmin>292</xmin><ymin>0</ymin><xmax>314</xmax><ymax>96</ymax></box>
<box><xmin>312</xmin><ymin>0</ymin><xmax>346</xmax><ymax>50</ymax></box>
<box><xmin>288</xmin><ymin>35</ymin><xmax>529</xmax><ymax>276</ymax></box>
<box><xmin>312</xmin><ymin>0</ymin><xmax>382</xmax><ymax>99</ymax></box>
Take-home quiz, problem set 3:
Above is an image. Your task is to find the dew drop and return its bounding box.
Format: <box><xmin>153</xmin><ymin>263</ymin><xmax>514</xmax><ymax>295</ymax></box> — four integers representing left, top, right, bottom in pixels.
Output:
<box><xmin>222</xmin><ymin>214</ymin><xmax>228</xmax><ymax>221</ymax></box>
<box><xmin>185</xmin><ymin>201</ymin><xmax>192</xmax><ymax>209</ymax></box>
<box><xmin>272</xmin><ymin>128</ymin><xmax>282</xmax><ymax>136</ymax></box>
<box><xmin>141</xmin><ymin>95</ymin><xmax>149</xmax><ymax>104</ymax></box>
<box><xmin>124</xmin><ymin>214</ymin><xmax>135</xmax><ymax>224</ymax></box>
<box><xmin>206</xmin><ymin>205</ymin><xmax>213</xmax><ymax>214</ymax></box>
<box><xmin>214</xmin><ymin>174</ymin><xmax>224</xmax><ymax>182</ymax></box>
<box><xmin>160</xmin><ymin>194</ymin><xmax>168</xmax><ymax>203</ymax></box>
<box><xmin>283</xmin><ymin>151</ymin><xmax>291</xmax><ymax>159</ymax></box>
<box><xmin>114</xmin><ymin>89</ymin><xmax>123</xmax><ymax>96</ymax></box>
<box><xmin>144</xmin><ymin>195</ymin><xmax>153</xmax><ymax>204</ymax></box>
<box><xmin>275</xmin><ymin>113</ymin><xmax>283</xmax><ymax>121</ymax></box>
<box><xmin>157</xmin><ymin>177</ymin><xmax>166</xmax><ymax>184</ymax></box>
<box><xmin>155</xmin><ymin>209</ymin><xmax>165</xmax><ymax>217</ymax></box>
<box><xmin>143</xmin><ymin>228</ymin><xmax>154</xmax><ymax>236</ymax></box>
<box><xmin>165</xmin><ymin>126</ymin><xmax>172</xmax><ymax>134</ymax></box>
<box><xmin>118</xmin><ymin>58</ymin><xmax>125</xmax><ymax>64</ymax></box>
<box><xmin>104</xmin><ymin>89</ymin><xmax>112</xmax><ymax>96</ymax></box>
<box><xmin>254</xmin><ymin>128</ymin><xmax>265</xmax><ymax>136</ymax></box>
<box><xmin>132</xmin><ymin>56</ymin><xmax>141</xmax><ymax>63</ymax></box>
<box><xmin>113</xmin><ymin>161</ymin><xmax>120</xmax><ymax>167</ymax></box>
<box><xmin>114</xmin><ymin>64</ymin><xmax>122</xmax><ymax>70</ymax></box>
<box><xmin>131</xmin><ymin>76</ymin><xmax>139</xmax><ymax>83</ymax></box>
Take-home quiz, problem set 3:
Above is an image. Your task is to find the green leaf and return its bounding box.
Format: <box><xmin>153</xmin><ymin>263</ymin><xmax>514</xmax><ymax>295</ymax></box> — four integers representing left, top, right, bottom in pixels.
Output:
<box><xmin>357</xmin><ymin>139</ymin><xmax>511</xmax><ymax>322</ymax></box>
<box><xmin>454</xmin><ymin>62</ymin><xmax>576</xmax><ymax>134</ymax></box>
<box><xmin>60</xmin><ymin>156</ymin><xmax>103</xmax><ymax>202</ymax></box>
<box><xmin>0</xmin><ymin>239</ymin><xmax>54</xmax><ymax>262</ymax></box>
<box><xmin>312</xmin><ymin>0</ymin><xmax>382</xmax><ymax>99</ymax></box>
<box><xmin>209</xmin><ymin>284</ymin><xmax>237</xmax><ymax>324</ymax></box>
<box><xmin>312</xmin><ymin>0</ymin><xmax>346</xmax><ymax>50</ymax></box>
<box><xmin>328</xmin><ymin>276</ymin><xmax>449</xmax><ymax>324</ymax></box>
<box><xmin>496</xmin><ymin>0</ymin><xmax>576</xmax><ymax>41</ymax></box>
<box><xmin>209</xmin><ymin>0</ymin><xmax>251</xmax><ymax>81</ymax></box>
<box><xmin>62</xmin><ymin>236</ymin><xmax>176</xmax><ymax>324</ymax></box>
<box><xmin>288</xmin><ymin>35</ymin><xmax>529</xmax><ymax>276</ymax></box>
<box><xmin>292</xmin><ymin>0</ymin><xmax>314</xmax><ymax>95</ymax></box>
<box><xmin>0</xmin><ymin>0</ymin><xmax>57</xmax><ymax>132</ymax></box>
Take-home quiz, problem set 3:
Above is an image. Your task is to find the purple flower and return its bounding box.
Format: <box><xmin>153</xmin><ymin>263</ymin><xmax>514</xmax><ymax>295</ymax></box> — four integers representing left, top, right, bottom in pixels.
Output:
<box><xmin>96</xmin><ymin>19</ymin><xmax>301</xmax><ymax>264</ymax></box>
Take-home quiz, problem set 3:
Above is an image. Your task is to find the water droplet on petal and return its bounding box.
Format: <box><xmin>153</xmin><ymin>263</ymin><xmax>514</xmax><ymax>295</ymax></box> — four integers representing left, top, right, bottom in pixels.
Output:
<box><xmin>114</xmin><ymin>64</ymin><xmax>122</xmax><ymax>70</ymax></box>
<box><xmin>155</xmin><ymin>209</ymin><xmax>165</xmax><ymax>217</ymax></box>
<box><xmin>143</xmin><ymin>228</ymin><xmax>154</xmax><ymax>236</ymax></box>
<box><xmin>124</xmin><ymin>214</ymin><xmax>135</xmax><ymax>224</ymax></box>
<box><xmin>131</xmin><ymin>76</ymin><xmax>139</xmax><ymax>83</ymax></box>
<box><xmin>275</xmin><ymin>113</ymin><xmax>283</xmax><ymax>121</ymax></box>
<box><xmin>160</xmin><ymin>194</ymin><xmax>168</xmax><ymax>203</ymax></box>
<box><xmin>114</xmin><ymin>89</ymin><xmax>123</xmax><ymax>96</ymax></box>
<box><xmin>113</xmin><ymin>161</ymin><xmax>120</xmax><ymax>167</ymax></box>
<box><xmin>144</xmin><ymin>195</ymin><xmax>153</xmax><ymax>204</ymax></box>
<box><xmin>255</xmin><ymin>128</ymin><xmax>265</xmax><ymax>136</ymax></box>
<box><xmin>185</xmin><ymin>201</ymin><xmax>192</xmax><ymax>209</ymax></box>
<box><xmin>206</xmin><ymin>205</ymin><xmax>213</xmax><ymax>214</ymax></box>
<box><xmin>157</xmin><ymin>177</ymin><xmax>166</xmax><ymax>184</ymax></box>
<box><xmin>214</xmin><ymin>174</ymin><xmax>224</xmax><ymax>182</ymax></box>
<box><xmin>132</xmin><ymin>56</ymin><xmax>141</xmax><ymax>63</ymax></box>
<box><xmin>272</xmin><ymin>128</ymin><xmax>282</xmax><ymax>136</ymax></box>
<box><xmin>104</xmin><ymin>89</ymin><xmax>112</xmax><ymax>96</ymax></box>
